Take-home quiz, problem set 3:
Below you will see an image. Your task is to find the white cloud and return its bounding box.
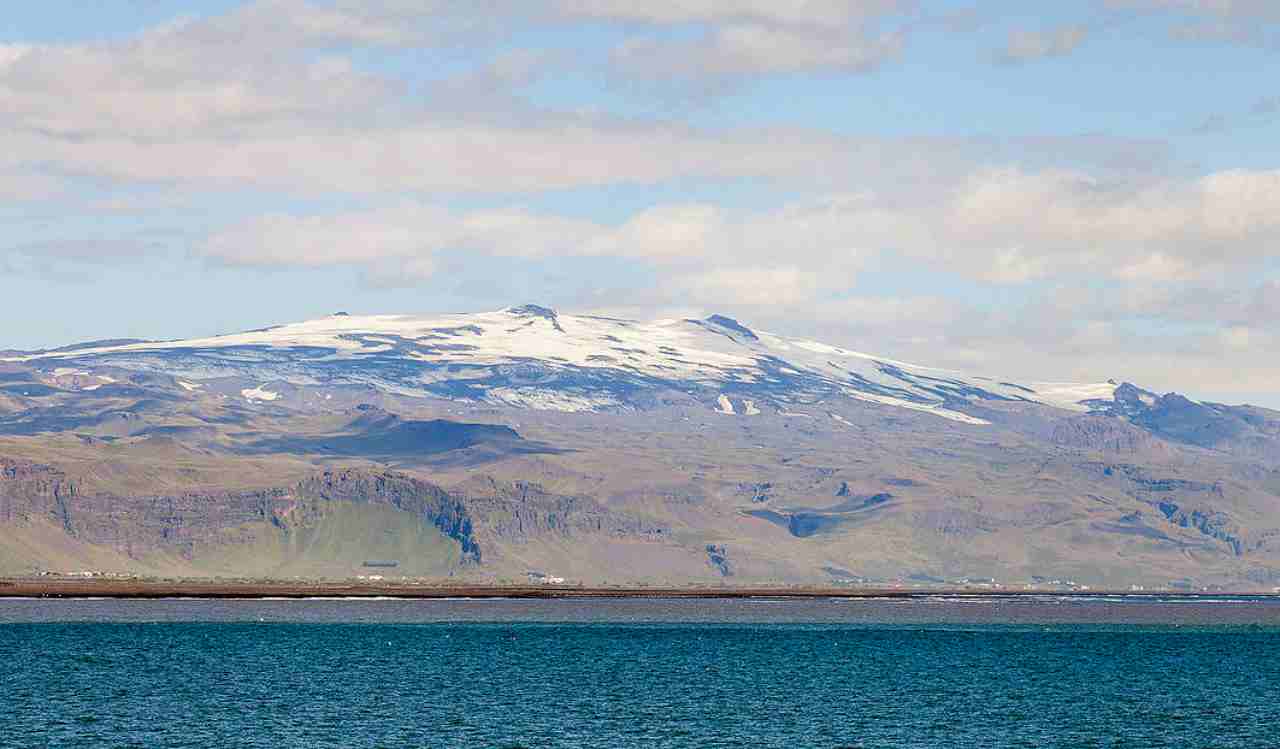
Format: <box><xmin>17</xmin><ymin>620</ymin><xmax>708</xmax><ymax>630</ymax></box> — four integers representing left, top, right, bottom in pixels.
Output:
<box><xmin>0</xmin><ymin>23</ymin><xmax>392</xmax><ymax>139</ymax></box>
<box><xmin>226</xmin><ymin>0</ymin><xmax>424</xmax><ymax>46</ymax></box>
<box><xmin>200</xmin><ymin>196</ymin><xmax>875</xmax><ymax>280</ymax></box>
<box><xmin>202</xmin><ymin>203</ymin><xmax>601</xmax><ymax>267</ymax></box>
<box><xmin>585</xmin><ymin>204</ymin><xmax>727</xmax><ymax>261</ymax></box>
<box><xmin>0</xmin><ymin>3</ymin><xmax>1166</xmax><ymax>196</ymax></box>
<box><xmin>1108</xmin><ymin>0</ymin><xmax>1280</xmax><ymax>21</ymax></box>
<box><xmin>742</xmin><ymin>285</ymin><xmax>1280</xmax><ymax>401</ymax></box>
<box><xmin>673</xmin><ymin>267</ymin><xmax>827</xmax><ymax>306</ymax></box>
<box><xmin>0</xmin><ymin>10</ymin><xmax>953</xmax><ymax>197</ymax></box>
<box><xmin>614</xmin><ymin>23</ymin><xmax>905</xmax><ymax>76</ymax></box>
<box><xmin>997</xmin><ymin>25</ymin><xmax>1089</xmax><ymax>63</ymax></box>
<box><xmin>0</xmin><ymin>44</ymin><xmax>31</xmax><ymax>67</ymax></box>
<box><xmin>1107</xmin><ymin>0</ymin><xmax>1280</xmax><ymax>46</ymax></box>
<box><xmin>554</xmin><ymin>0</ymin><xmax>914</xmax><ymax>29</ymax></box>
<box><xmin>199</xmin><ymin>165</ymin><xmax>1280</xmax><ymax>292</ymax></box>
<box><xmin>0</xmin><ymin>170</ymin><xmax>65</xmax><ymax>201</ymax></box>
<box><xmin>6</xmin><ymin>0</ymin><xmax>1280</xmax><ymax>405</ymax></box>
<box><xmin>597</xmin><ymin>0</ymin><xmax>916</xmax><ymax>78</ymax></box>
<box><xmin>3</xmin><ymin>238</ymin><xmax>164</xmax><ymax>282</ymax></box>
<box><xmin>1219</xmin><ymin>325</ymin><xmax>1254</xmax><ymax>349</ymax></box>
<box><xmin>0</xmin><ymin>124</ymin><xmax>837</xmax><ymax>193</ymax></box>
<box><xmin>931</xmin><ymin>167</ymin><xmax>1280</xmax><ymax>282</ymax></box>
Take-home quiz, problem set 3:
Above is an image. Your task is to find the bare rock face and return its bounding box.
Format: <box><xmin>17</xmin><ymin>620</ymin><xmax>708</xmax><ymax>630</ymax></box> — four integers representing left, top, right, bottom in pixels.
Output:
<box><xmin>454</xmin><ymin>476</ymin><xmax>665</xmax><ymax>543</ymax></box>
<box><xmin>1080</xmin><ymin>462</ymin><xmax>1224</xmax><ymax>497</ymax></box>
<box><xmin>1051</xmin><ymin>416</ymin><xmax>1164</xmax><ymax>454</ymax></box>
<box><xmin>1156</xmin><ymin>500</ymin><xmax>1245</xmax><ymax>556</ymax></box>
<box><xmin>705</xmin><ymin>544</ymin><xmax>732</xmax><ymax>576</ymax></box>
<box><xmin>297</xmin><ymin>469</ymin><xmax>480</xmax><ymax>562</ymax></box>
<box><xmin>2</xmin><ymin>458</ymin><xmax>666</xmax><ymax>570</ymax></box>
<box><xmin>1</xmin><ymin>459</ymin><xmax>287</xmax><ymax>559</ymax></box>
<box><xmin>0</xmin><ymin>459</ymin><xmax>77</xmax><ymax>526</ymax></box>
<box><xmin>1096</xmin><ymin>384</ymin><xmax>1280</xmax><ymax>459</ymax></box>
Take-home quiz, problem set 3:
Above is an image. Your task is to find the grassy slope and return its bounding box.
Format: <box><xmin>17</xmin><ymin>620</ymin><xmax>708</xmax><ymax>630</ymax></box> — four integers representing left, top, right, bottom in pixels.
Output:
<box><xmin>0</xmin><ymin>519</ymin><xmax>193</xmax><ymax>577</ymax></box>
<box><xmin>192</xmin><ymin>502</ymin><xmax>462</xmax><ymax>579</ymax></box>
<box><xmin>0</xmin><ymin>434</ymin><xmax>326</xmax><ymax>496</ymax></box>
<box><xmin>1</xmin><ymin>503</ymin><xmax>462</xmax><ymax>580</ymax></box>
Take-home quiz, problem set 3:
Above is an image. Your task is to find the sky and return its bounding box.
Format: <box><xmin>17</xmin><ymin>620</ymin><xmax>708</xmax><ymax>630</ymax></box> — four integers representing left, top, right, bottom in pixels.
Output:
<box><xmin>1</xmin><ymin>0</ymin><xmax>1278</xmax><ymax>406</ymax></box>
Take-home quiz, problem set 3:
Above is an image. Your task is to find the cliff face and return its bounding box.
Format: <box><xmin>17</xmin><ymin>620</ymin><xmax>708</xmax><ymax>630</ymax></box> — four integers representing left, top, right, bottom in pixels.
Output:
<box><xmin>2</xmin><ymin>460</ymin><xmax>287</xmax><ymax>560</ymax></box>
<box><xmin>1</xmin><ymin>459</ymin><xmax>665</xmax><ymax>573</ymax></box>
<box><xmin>1</xmin><ymin>459</ymin><xmax>78</xmax><ymax>528</ymax></box>
<box><xmin>296</xmin><ymin>469</ymin><xmax>480</xmax><ymax>563</ymax></box>
<box><xmin>1051</xmin><ymin>416</ymin><xmax>1167</xmax><ymax>455</ymax></box>
<box><xmin>456</xmin><ymin>476</ymin><xmax>665</xmax><ymax>543</ymax></box>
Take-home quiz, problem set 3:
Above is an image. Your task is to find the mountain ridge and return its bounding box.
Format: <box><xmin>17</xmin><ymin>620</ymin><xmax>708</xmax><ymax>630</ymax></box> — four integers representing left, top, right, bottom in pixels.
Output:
<box><xmin>3</xmin><ymin>305</ymin><xmax>1120</xmax><ymax>424</ymax></box>
<box><xmin>2</xmin><ymin>306</ymin><xmax>1279</xmax><ymax>589</ymax></box>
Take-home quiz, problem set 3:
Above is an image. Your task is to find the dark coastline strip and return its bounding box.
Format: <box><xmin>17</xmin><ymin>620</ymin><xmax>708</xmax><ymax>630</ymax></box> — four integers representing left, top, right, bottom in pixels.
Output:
<box><xmin>1</xmin><ymin>580</ymin><xmax>1277</xmax><ymax>601</ymax></box>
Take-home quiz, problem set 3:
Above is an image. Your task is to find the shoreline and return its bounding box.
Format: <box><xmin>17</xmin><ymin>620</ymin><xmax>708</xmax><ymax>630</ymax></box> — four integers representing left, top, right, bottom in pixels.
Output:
<box><xmin>2</xmin><ymin>579</ymin><xmax>1277</xmax><ymax>600</ymax></box>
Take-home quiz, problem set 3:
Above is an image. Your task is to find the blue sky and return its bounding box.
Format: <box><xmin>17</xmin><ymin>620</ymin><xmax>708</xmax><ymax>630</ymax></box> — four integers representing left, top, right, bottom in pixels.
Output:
<box><xmin>2</xmin><ymin>0</ymin><xmax>1278</xmax><ymax>405</ymax></box>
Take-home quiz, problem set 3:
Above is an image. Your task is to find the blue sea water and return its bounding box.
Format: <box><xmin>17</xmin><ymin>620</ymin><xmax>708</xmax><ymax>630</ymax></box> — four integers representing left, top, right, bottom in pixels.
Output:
<box><xmin>3</xmin><ymin>597</ymin><xmax>1280</xmax><ymax>748</ymax></box>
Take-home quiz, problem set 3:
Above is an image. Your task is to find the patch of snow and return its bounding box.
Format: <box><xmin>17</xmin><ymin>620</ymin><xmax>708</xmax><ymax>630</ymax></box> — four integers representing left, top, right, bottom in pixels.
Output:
<box><xmin>242</xmin><ymin>385</ymin><xmax>281</xmax><ymax>402</ymax></box>
<box><xmin>840</xmin><ymin>388</ymin><xmax>991</xmax><ymax>425</ymax></box>
<box><xmin>485</xmin><ymin>387</ymin><xmax>617</xmax><ymax>413</ymax></box>
<box><xmin>50</xmin><ymin>370</ymin><xmax>116</xmax><ymax>392</ymax></box>
<box><xmin>5</xmin><ymin>308</ymin><xmax>1118</xmax><ymax>423</ymax></box>
<box><xmin>1031</xmin><ymin>382</ymin><xmax>1119</xmax><ymax>412</ymax></box>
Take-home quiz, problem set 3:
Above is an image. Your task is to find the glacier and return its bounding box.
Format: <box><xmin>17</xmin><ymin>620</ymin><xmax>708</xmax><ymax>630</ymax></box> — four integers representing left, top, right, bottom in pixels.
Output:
<box><xmin>5</xmin><ymin>305</ymin><xmax>1117</xmax><ymax>423</ymax></box>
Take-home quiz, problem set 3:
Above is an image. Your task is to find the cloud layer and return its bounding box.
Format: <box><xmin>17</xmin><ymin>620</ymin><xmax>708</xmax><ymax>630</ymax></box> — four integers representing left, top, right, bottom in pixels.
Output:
<box><xmin>3</xmin><ymin>0</ymin><xmax>1278</xmax><ymax>403</ymax></box>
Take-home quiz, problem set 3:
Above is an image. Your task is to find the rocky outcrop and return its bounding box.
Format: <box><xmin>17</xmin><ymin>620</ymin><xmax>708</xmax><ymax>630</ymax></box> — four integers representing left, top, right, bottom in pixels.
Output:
<box><xmin>1051</xmin><ymin>416</ymin><xmax>1163</xmax><ymax>454</ymax></box>
<box><xmin>1081</xmin><ymin>462</ymin><xmax>1223</xmax><ymax>497</ymax></box>
<box><xmin>3</xmin><ymin>458</ymin><xmax>664</xmax><ymax>567</ymax></box>
<box><xmin>64</xmin><ymin>489</ymin><xmax>287</xmax><ymax>560</ymax></box>
<box><xmin>297</xmin><ymin>469</ymin><xmax>480</xmax><ymax>562</ymax></box>
<box><xmin>456</xmin><ymin>476</ymin><xmax>665</xmax><ymax>543</ymax></box>
<box><xmin>2</xmin><ymin>459</ymin><xmax>285</xmax><ymax>559</ymax></box>
<box><xmin>1155</xmin><ymin>501</ymin><xmax>1245</xmax><ymax>556</ymax></box>
<box><xmin>1093</xmin><ymin>384</ymin><xmax>1280</xmax><ymax>460</ymax></box>
<box><xmin>738</xmin><ymin>482</ymin><xmax>772</xmax><ymax>503</ymax></box>
<box><xmin>0</xmin><ymin>459</ymin><xmax>77</xmax><ymax>527</ymax></box>
<box><xmin>706</xmin><ymin>545</ymin><xmax>732</xmax><ymax>576</ymax></box>
<box><xmin>4</xmin><ymin>465</ymin><xmax>487</xmax><ymax>564</ymax></box>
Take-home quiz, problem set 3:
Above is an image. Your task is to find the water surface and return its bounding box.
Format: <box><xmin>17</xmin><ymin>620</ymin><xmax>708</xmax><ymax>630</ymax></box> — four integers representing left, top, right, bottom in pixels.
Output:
<box><xmin>3</xmin><ymin>597</ymin><xmax>1278</xmax><ymax>747</ymax></box>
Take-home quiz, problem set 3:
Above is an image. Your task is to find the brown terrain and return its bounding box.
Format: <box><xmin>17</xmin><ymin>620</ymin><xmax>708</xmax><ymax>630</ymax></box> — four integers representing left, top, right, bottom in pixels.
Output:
<box><xmin>5</xmin><ymin>578</ymin><xmax>1275</xmax><ymax>600</ymax></box>
<box><xmin>2</xmin><ymin>311</ymin><xmax>1280</xmax><ymax>590</ymax></box>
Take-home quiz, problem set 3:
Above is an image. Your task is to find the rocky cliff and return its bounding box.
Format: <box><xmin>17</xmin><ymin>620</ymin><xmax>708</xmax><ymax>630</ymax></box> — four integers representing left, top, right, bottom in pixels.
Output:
<box><xmin>1</xmin><ymin>458</ymin><xmax>667</xmax><ymax>576</ymax></box>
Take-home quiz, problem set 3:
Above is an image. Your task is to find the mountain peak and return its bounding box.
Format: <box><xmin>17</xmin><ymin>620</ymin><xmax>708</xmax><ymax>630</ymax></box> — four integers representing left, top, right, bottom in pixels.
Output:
<box><xmin>505</xmin><ymin>304</ymin><xmax>558</xmax><ymax>320</ymax></box>
<box><xmin>4</xmin><ymin>306</ymin><xmax>1120</xmax><ymax>419</ymax></box>
<box><xmin>704</xmin><ymin>314</ymin><xmax>758</xmax><ymax>341</ymax></box>
<box><xmin>504</xmin><ymin>304</ymin><xmax>564</xmax><ymax>333</ymax></box>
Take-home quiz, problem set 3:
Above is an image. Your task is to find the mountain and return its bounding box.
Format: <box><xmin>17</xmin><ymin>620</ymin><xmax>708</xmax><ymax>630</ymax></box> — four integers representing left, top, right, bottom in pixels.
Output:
<box><xmin>3</xmin><ymin>304</ymin><xmax>1113</xmax><ymax>422</ymax></box>
<box><xmin>2</xmin><ymin>306</ymin><xmax>1279</xmax><ymax>589</ymax></box>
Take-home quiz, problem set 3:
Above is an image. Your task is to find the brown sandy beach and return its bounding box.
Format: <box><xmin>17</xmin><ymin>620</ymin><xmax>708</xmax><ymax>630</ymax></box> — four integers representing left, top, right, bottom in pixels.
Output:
<box><xmin>2</xmin><ymin>578</ymin><xmax>1275</xmax><ymax>600</ymax></box>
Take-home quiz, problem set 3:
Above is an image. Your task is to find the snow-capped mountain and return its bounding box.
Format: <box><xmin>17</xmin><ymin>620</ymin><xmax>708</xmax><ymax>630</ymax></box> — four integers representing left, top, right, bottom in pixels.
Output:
<box><xmin>6</xmin><ymin>305</ymin><xmax>1117</xmax><ymax>424</ymax></box>
<box><xmin>5</xmin><ymin>306</ymin><xmax>1280</xmax><ymax>589</ymax></box>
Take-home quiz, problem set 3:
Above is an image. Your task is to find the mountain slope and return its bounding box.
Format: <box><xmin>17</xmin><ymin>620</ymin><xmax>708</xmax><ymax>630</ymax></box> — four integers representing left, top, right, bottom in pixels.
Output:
<box><xmin>4</xmin><ymin>305</ymin><xmax>1116</xmax><ymax>424</ymax></box>
<box><xmin>2</xmin><ymin>306</ymin><xmax>1279</xmax><ymax>589</ymax></box>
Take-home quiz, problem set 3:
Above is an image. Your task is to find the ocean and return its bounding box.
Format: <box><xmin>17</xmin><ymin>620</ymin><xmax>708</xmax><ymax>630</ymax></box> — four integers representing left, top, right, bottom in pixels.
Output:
<box><xmin>3</xmin><ymin>597</ymin><xmax>1279</xmax><ymax>747</ymax></box>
